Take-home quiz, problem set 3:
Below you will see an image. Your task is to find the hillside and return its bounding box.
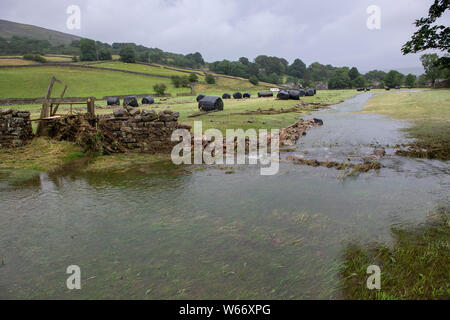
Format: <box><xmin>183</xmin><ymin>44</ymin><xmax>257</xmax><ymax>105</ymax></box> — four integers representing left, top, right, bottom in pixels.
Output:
<box><xmin>0</xmin><ymin>64</ymin><xmax>275</xmax><ymax>99</ymax></box>
<box><xmin>0</xmin><ymin>19</ymin><xmax>81</xmax><ymax>45</ymax></box>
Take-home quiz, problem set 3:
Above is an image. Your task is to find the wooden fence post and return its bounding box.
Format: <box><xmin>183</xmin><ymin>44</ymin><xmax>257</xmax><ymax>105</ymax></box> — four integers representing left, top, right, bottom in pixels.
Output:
<box><xmin>87</xmin><ymin>98</ymin><xmax>95</xmax><ymax>116</ymax></box>
<box><xmin>36</xmin><ymin>76</ymin><xmax>56</xmax><ymax>136</ymax></box>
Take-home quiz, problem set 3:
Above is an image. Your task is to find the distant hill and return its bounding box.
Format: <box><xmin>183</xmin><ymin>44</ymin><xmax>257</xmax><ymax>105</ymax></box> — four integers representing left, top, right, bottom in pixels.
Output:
<box><xmin>0</xmin><ymin>19</ymin><xmax>81</xmax><ymax>45</ymax></box>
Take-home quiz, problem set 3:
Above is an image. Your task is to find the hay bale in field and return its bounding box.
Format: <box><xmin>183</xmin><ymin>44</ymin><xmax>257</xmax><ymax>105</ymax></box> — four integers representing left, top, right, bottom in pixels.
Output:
<box><xmin>233</xmin><ymin>92</ymin><xmax>243</xmax><ymax>99</ymax></box>
<box><xmin>277</xmin><ymin>90</ymin><xmax>290</xmax><ymax>100</ymax></box>
<box><xmin>288</xmin><ymin>90</ymin><xmax>300</xmax><ymax>100</ymax></box>
<box><xmin>196</xmin><ymin>94</ymin><xmax>206</xmax><ymax>102</ymax></box>
<box><xmin>313</xmin><ymin>118</ymin><xmax>324</xmax><ymax>125</ymax></box>
<box><xmin>142</xmin><ymin>96</ymin><xmax>155</xmax><ymax>105</ymax></box>
<box><xmin>305</xmin><ymin>89</ymin><xmax>315</xmax><ymax>96</ymax></box>
<box><xmin>258</xmin><ymin>92</ymin><xmax>274</xmax><ymax>98</ymax></box>
<box><xmin>299</xmin><ymin>89</ymin><xmax>306</xmax><ymax>97</ymax></box>
<box><xmin>123</xmin><ymin>96</ymin><xmax>139</xmax><ymax>108</ymax></box>
<box><xmin>243</xmin><ymin>92</ymin><xmax>251</xmax><ymax>98</ymax></box>
<box><xmin>107</xmin><ymin>97</ymin><xmax>120</xmax><ymax>106</ymax></box>
<box><xmin>199</xmin><ymin>96</ymin><xmax>224</xmax><ymax>111</ymax></box>
<box><xmin>222</xmin><ymin>93</ymin><xmax>231</xmax><ymax>99</ymax></box>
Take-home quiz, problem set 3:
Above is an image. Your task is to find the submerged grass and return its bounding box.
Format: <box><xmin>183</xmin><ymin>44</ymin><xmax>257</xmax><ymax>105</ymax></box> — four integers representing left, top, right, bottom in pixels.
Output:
<box><xmin>341</xmin><ymin>207</ymin><xmax>450</xmax><ymax>300</ymax></box>
<box><xmin>0</xmin><ymin>137</ymin><xmax>84</xmax><ymax>181</ymax></box>
<box><xmin>362</xmin><ymin>90</ymin><xmax>450</xmax><ymax>160</ymax></box>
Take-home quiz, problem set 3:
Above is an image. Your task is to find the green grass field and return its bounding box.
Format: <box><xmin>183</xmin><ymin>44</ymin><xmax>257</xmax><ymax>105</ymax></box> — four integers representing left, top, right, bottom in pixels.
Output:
<box><xmin>89</xmin><ymin>61</ymin><xmax>204</xmax><ymax>78</ymax></box>
<box><xmin>0</xmin><ymin>65</ymin><xmax>187</xmax><ymax>98</ymax></box>
<box><xmin>363</xmin><ymin>90</ymin><xmax>450</xmax><ymax>159</ymax></box>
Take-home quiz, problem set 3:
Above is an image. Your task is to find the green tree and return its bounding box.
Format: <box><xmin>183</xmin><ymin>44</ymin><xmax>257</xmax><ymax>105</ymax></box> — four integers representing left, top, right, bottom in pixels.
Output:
<box><xmin>352</xmin><ymin>75</ymin><xmax>367</xmax><ymax>88</ymax></box>
<box><xmin>328</xmin><ymin>68</ymin><xmax>351</xmax><ymax>89</ymax></box>
<box><xmin>239</xmin><ymin>57</ymin><xmax>250</xmax><ymax>65</ymax></box>
<box><xmin>249</xmin><ymin>75</ymin><xmax>259</xmax><ymax>85</ymax></box>
<box><xmin>153</xmin><ymin>83</ymin><xmax>167</xmax><ymax>96</ymax></box>
<box><xmin>119</xmin><ymin>46</ymin><xmax>136</xmax><ymax>63</ymax></box>
<box><xmin>402</xmin><ymin>0</ymin><xmax>449</xmax><ymax>67</ymax></box>
<box><xmin>287</xmin><ymin>59</ymin><xmax>307</xmax><ymax>79</ymax></box>
<box><xmin>138</xmin><ymin>51</ymin><xmax>150</xmax><ymax>62</ymax></box>
<box><xmin>171</xmin><ymin>76</ymin><xmax>182</xmax><ymax>88</ymax></box>
<box><xmin>365</xmin><ymin>70</ymin><xmax>387</xmax><ymax>85</ymax></box>
<box><xmin>80</xmin><ymin>39</ymin><xmax>97</xmax><ymax>61</ymax></box>
<box><xmin>98</xmin><ymin>48</ymin><xmax>112</xmax><ymax>61</ymax></box>
<box><xmin>404</xmin><ymin>74</ymin><xmax>417</xmax><ymax>87</ymax></box>
<box><xmin>417</xmin><ymin>74</ymin><xmax>429</xmax><ymax>87</ymax></box>
<box><xmin>420</xmin><ymin>53</ymin><xmax>443</xmax><ymax>86</ymax></box>
<box><xmin>348</xmin><ymin>67</ymin><xmax>360</xmax><ymax>81</ymax></box>
<box><xmin>189</xmin><ymin>73</ymin><xmax>199</xmax><ymax>83</ymax></box>
<box><xmin>205</xmin><ymin>74</ymin><xmax>216</xmax><ymax>84</ymax></box>
<box><xmin>384</xmin><ymin>70</ymin><xmax>404</xmax><ymax>88</ymax></box>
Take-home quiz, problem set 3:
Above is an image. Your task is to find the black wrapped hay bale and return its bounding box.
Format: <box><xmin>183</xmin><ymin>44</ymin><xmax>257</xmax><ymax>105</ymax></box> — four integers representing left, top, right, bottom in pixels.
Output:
<box><xmin>142</xmin><ymin>96</ymin><xmax>155</xmax><ymax>105</ymax></box>
<box><xmin>196</xmin><ymin>94</ymin><xmax>206</xmax><ymax>102</ymax></box>
<box><xmin>258</xmin><ymin>92</ymin><xmax>273</xmax><ymax>98</ymax></box>
<box><xmin>277</xmin><ymin>90</ymin><xmax>290</xmax><ymax>100</ymax></box>
<box><xmin>107</xmin><ymin>97</ymin><xmax>120</xmax><ymax>106</ymax></box>
<box><xmin>199</xmin><ymin>96</ymin><xmax>224</xmax><ymax>111</ymax></box>
<box><xmin>299</xmin><ymin>89</ymin><xmax>306</xmax><ymax>97</ymax></box>
<box><xmin>243</xmin><ymin>92</ymin><xmax>251</xmax><ymax>98</ymax></box>
<box><xmin>124</xmin><ymin>96</ymin><xmax>138</xmax><ymax>108</ymax></box>
<box><xmin>305</xmin><ymin>89</ymin><xmax>315</xmax><ymax>96</ymax></box>
<box><xmin>222</xmin><ymin>93</ymin><xmax>231</xmax><ymax>99</ymax></box>
<box><xmin>288</xmin><ymin>90</ymin><xmax>300</xmax><ymax>100</ymax></box>
<box><xmin>233</xmin><ymin>92</ymin><xmax>243</xmax><ymax>99</ymax></box>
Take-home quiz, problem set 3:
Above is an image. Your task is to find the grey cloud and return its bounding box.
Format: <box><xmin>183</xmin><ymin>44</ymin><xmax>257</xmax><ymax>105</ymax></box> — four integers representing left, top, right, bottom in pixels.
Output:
<box><xmin>1</xmin><ymin>0</ymin><xmax>447</xmax><ymax>72</ymax></box>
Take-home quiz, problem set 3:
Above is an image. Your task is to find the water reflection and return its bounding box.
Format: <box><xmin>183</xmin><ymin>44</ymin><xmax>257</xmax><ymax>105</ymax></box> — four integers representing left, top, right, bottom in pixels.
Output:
<box><xmin>0</xmin><ymin>93</ymin><xmax>448</xmax><ymax>299</ymax></box>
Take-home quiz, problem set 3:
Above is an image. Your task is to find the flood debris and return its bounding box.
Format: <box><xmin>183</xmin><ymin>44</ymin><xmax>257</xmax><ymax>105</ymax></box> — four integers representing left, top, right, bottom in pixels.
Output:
<box><xmin>279</xmin><ymin>119</ymin><xmax>324</xmax><ymax>146</ymax></box>
<box><xmin>286</xmin><ymin>155</ymin><xmax>382</xmax><ymax>173</ymax></box>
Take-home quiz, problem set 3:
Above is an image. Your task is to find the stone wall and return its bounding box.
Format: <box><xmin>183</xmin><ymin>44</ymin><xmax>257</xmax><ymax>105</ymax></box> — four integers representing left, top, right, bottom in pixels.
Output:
<box><xmin>39</xmin><ymin>106</ymin><xmax>191</xmax><ymax>154</ymax></box>
<box><xmin>0</xmin><ymin>109</ymin><xmax>34</xmax><ymax>148</ymax></box>
<box><xmin>99</xmin><ymin>107</ymin><xmax>190</xmax><ymax>153</ymax></box>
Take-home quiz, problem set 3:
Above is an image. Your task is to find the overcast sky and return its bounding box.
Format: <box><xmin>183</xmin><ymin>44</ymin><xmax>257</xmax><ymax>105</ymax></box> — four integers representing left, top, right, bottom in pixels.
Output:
<box><xmin>1</xmin><ymin>0</ymin><xmax>449</xmax><ymax>73</ymax></box>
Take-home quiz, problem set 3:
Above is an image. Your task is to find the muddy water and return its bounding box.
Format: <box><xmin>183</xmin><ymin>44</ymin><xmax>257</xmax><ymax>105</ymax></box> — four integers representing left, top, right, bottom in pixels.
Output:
<box><xmin>0</xmin><ymin>93</ymin><xmax>448</xmax><ymax>299</ymax></box>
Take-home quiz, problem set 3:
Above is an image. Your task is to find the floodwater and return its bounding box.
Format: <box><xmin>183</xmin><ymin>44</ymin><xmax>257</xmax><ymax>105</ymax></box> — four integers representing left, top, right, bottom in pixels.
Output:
<box><xmin>0</xmin><ymin>93</ymin><xmax>448</xmax><ymax>299</ymax></box>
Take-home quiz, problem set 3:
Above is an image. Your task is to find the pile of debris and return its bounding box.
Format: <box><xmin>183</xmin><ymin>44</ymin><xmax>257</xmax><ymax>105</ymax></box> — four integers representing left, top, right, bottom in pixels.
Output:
<box><xmin>191</xmin><ymin>118</ymin><xmax>324</xmax><ymax>155</ymax></box>
<box><xmin>279</xmin><ymin>118</ymin><xmax>323</xmax><ymax>146</ymax></box>
<box><xmin>0</xmin><ymin>108</ymin><xmax>33</xmax><ymax>148</ymax></box>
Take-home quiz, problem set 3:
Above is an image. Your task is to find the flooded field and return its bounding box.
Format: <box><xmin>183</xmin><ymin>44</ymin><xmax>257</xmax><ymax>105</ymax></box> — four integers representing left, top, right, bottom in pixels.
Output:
<box><xmin>0</xmin><ymin>93</ymin><xmax>448</xmax><ymax>299</ymax></box>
